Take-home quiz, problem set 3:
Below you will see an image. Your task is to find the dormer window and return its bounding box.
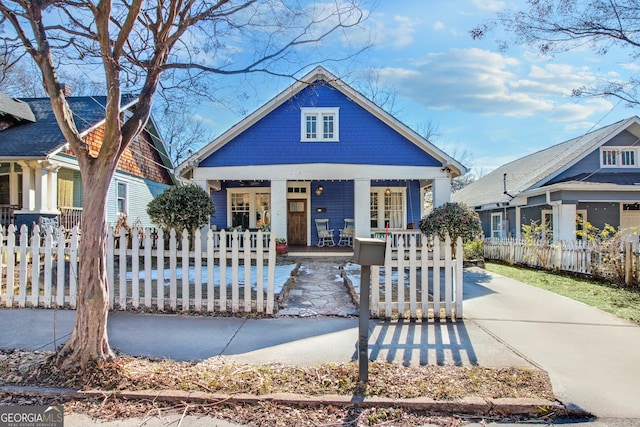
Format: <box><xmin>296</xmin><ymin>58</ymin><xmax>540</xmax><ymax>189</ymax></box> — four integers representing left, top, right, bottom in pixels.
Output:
<box><xmin>301</xmin><ymin>107</ymin><xmax>339</xmax><ymax>142</ymax></box>
<box><xmin>600</xmin><ymin>147</ymin><xmax>638</xmax><ymax>168</ymax></box>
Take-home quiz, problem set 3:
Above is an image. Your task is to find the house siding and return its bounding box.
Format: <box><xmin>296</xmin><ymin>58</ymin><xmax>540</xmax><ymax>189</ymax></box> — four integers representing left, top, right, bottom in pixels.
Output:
<box><xmin>310</xmin><ymin>180</ymin><xmax>355</xmax><ymax>243</ymax></box>
<box><xmin>553</xmin><ymin>130</ymin><xmax>640</xmax><ymax>182</ymax></box>
<box><xmin>578</xmin><ymin>202</ymin><xmax>620</xmax><ymax>229</ymax></box>
<box><xmin>65</xmin><ymin>125</ymin><xmax>173</xmax><ymax>185</ymax></box>
<box><xmin>107</xmin><ymin>173</ymin><xmax>170</xmax><ymax>227</ymax></box>
<box><xmin>199</xmin><ymin>84</ymin><xmax>441</xmax><ymax>168</ymax></box>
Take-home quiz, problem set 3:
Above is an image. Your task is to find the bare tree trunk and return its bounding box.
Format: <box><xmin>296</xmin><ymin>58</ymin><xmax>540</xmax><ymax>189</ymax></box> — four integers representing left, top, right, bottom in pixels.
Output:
<box><xmin>56</xmin><ymin>163</ymin><xmax>115</xmax><ymax>369</ymax></box>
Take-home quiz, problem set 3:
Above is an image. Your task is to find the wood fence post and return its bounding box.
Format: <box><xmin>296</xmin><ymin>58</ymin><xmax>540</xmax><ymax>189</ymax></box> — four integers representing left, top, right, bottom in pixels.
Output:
<box><xmin>625</xmin><ymin>241</ymin><xmax>633</xmax><ymax>286</ymax></box>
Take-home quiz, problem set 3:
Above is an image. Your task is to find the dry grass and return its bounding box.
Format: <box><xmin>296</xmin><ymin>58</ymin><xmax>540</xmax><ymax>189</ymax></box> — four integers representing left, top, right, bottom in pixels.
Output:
<box><xmin>0</xmin><ymin>349</ymin><xmax>556</xmax><ymax>426</ymax></box>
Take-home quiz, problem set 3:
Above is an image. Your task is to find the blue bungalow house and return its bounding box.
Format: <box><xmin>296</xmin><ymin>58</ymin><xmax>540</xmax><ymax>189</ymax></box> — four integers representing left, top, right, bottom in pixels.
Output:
<box><xmin>176</xmin><ymin>67</ymin><xmax>466</xmax><ymax>246</ymax></box>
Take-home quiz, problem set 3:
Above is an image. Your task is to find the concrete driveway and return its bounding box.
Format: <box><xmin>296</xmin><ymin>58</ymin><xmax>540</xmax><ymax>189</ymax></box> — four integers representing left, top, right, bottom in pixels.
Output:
<box><xmin>463</xmin><ymin>267</ymin><xmax>640</xmax><ymax>419</ymax></box>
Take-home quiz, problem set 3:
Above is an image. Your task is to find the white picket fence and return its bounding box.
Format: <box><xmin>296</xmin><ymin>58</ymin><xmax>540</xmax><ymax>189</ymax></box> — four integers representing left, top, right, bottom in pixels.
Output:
<box><xmin>0</xmin><ymin>225</ymin><xmax>277</xmax><ymax>314</ymax></box>
<box><xmin>1</xmin><ymin>225</ymin><xmax>464</xmax><ymax>319</ymax></box>
<box><xmin>370</xmin><ymin>234</ymin><xmax>464</xmax><ymax>320</ymax></box>
<box><xmin>484</xmin><ymin>238</ymin><xmax>640</xmax><ymax>285</ymax></box>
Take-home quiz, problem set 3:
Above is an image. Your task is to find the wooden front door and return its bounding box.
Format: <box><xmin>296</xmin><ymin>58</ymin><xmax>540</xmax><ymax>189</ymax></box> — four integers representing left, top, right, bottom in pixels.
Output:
<box><xmin>287</xmin><ymin>199</ymin><xmax>307</xmax><ymax>246</ymax></box>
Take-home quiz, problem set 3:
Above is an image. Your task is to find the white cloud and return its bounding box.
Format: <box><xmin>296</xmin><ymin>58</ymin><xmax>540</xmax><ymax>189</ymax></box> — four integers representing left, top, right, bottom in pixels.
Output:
<box><xmin>433</xmin><ymin>21</ymin><xmax>445</xmax><ymax>31</ymax></box>
<box><xmin>364</xmin><ymin>13</ymin><xmax>420</xmax><ymax>49</ymax></box>
<box><xmin>470</xmin><ymin>0</ymin><xmax>506</xmax><ymax>11</ymax></box>
<box><xmin>376</xmin><ymin>48</ymin><xmax>611</xmax><ymax>122</ymax></box>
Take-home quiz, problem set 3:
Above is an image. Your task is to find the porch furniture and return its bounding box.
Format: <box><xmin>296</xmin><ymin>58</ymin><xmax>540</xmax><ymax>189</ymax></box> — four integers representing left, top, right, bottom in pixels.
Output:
<box><xmin>315</xmin><ymin>219</ymin><xmax>336</xmax><ymax>247</ymax></box>
<box><xmin>38</xmin><ymin>216</ymin><xmax>61</xmax><ymax>248</ymax></box>
<box><xmin>338</xmin><ymin>218</ymin><xmax>354</xmax><ymax>246</ymax></box>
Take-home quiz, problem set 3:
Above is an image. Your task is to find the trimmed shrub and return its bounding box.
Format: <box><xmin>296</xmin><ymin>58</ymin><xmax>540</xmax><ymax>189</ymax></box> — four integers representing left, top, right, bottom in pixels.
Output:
<box><xmin>418</xmin><ymin>202</ymin><xmax>482</xmax><ymax>245</ymax></box>
<box><xmin>147</xmin><ymin>185</ymin><xmax>215</xmax><ymax>235</ymax></box>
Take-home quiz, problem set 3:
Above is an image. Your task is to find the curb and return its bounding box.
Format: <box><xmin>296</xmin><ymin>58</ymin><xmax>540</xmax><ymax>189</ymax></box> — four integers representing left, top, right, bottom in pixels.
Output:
<box><xmin>0</xmin><ymin>385</ymin><xmax>590</xmax><ymax>419</ymax></box>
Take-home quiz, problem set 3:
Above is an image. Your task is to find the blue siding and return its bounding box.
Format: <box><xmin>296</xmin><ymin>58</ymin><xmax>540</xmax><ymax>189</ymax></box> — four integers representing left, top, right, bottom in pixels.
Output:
<box><xmin>210</xmin><ymin>179</ymin><xmax>423</xmax><ymax>240</ymax></box>
<box><xmin>555</xmin><ymin>130</ymin><xmax>640</xmax><ymax>181</ymax></box>
<box><xmin>209</xmin><ymin>186</ymin><xmax>228</xmax><ymax>230</ymax></box>
<box><xmin>310</xmin><ymin>180</ymin><xmax>354</xmax><ymax>243</ymax></box>
<box><xmin>578</xmin><ymin>202</ymin><xmax>620</xmax><ymax>229</ymax></box>
<box><xmin>199</xmin><ymin>84</ymin><xmax>441</xmax><ymax>168</ymax></box>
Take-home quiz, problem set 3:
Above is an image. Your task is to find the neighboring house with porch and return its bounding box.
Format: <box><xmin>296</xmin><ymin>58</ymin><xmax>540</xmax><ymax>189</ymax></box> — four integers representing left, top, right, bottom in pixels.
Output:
<box><xmin>176</xmin><ymin>66</ymin><xmax>466</xmax><ymax>246</ymax></box>
<box><xmin>0</xmin><ymin>92</ymin><xmax>175</xmax><ymax>230</ymax></box>
<box><xmin>452</xmin><ymin>116</ymin><xmax>640</xmax><ymax>241</ymax></box>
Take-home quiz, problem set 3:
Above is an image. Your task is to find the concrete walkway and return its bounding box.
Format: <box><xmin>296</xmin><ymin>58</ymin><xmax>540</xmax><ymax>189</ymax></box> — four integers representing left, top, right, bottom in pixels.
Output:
<box><xmin>463</xmin><ymin>267</ymin><xmax>640</xmax><ymax>419</ymax></box>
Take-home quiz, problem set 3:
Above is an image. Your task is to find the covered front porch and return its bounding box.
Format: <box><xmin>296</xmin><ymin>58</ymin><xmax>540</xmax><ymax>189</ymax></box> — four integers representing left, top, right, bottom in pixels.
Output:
<box><xmin>193</xmin><ymin>165</ymin><xmax>452</xmax><ymax>247</ymax></box>
<box><xmin>0</xmin><ymin>160</ymin><xmax>83</xmax><ymax>229</ymax></box>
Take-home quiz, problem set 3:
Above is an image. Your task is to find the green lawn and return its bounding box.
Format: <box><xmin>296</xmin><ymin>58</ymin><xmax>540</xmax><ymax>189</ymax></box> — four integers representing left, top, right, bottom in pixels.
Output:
<box><xmin>485</xmin><ymin>262</ymin><xmax>640</xmax><ymax>324</ymax></box>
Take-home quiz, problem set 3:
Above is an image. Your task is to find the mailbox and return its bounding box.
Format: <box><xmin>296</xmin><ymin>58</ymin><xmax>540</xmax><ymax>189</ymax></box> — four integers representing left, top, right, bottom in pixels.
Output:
<box><xmin>353</xmin><ymin>237</ymin><xmax>386</xmax><ymax>266</ymax></box>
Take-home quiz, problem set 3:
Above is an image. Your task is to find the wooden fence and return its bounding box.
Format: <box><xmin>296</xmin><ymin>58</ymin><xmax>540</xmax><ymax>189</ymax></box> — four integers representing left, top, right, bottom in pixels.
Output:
<box><xmin>1</xmin><ymin>225</ymin><xmax>464</xmax><ymax>320</ymax></box>
<box><xmin>0</xmin><ymin>225</ymin><xmax>277</xmax><ymax>313</ymax></box>
<box><xmin>370</xmin><ymin>234</ymin><xmax>464</xmax><ymax>320</ymax></box>
<box><xmin>483</xmin><ymin>238</ymin><xmax>640</xmax><ymax>285</ymax></box>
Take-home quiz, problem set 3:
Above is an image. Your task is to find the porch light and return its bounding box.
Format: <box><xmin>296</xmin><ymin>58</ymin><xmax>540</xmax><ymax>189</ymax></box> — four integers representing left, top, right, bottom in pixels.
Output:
<box><xmin>384</xmin><ymin>187</ymin><xmax>391</xmax><ymax>196</ymax></box>
<box><xmin>315</xmin><ymin>185</ymin><xmax>324</xmax><ymax>196</ymax></box>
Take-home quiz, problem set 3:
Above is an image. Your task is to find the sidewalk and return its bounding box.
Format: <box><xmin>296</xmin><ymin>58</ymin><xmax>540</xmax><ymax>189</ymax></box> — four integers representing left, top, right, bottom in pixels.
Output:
<box><xmin>463</xmin><ymin>267</ymin><xmax>640</xmax><ymax>419</ymax></box>
<box><xmin>0</xmin><ymin>309</ymin><xmax>531</xmax><ymax>368</ymax></box>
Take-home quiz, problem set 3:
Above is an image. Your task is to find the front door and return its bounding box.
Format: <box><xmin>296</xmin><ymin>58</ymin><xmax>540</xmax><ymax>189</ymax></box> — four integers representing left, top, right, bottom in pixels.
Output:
<box><xmin>287</xmin><ymin>199</ymin><xmax>307</xmax><ymax>245</ymax></box>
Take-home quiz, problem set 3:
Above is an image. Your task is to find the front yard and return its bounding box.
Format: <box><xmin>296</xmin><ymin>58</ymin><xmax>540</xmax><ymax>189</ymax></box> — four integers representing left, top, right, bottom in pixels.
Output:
<box><xmin>485</xmin><ymin>262</ymin><xmax>640</xmax><ymax>324</ymax></box>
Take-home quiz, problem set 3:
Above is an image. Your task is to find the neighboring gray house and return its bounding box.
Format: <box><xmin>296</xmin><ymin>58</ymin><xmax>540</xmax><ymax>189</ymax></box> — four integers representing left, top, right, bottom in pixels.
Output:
<box><xmin>0</xmin><ymin>92</ymin><xmax>175</xmax><ymax>229</ymax></box>
<box><xmin>452</xmin><ymin>116</ymin><xmax>640</xmax><ymax>241</ymax></box>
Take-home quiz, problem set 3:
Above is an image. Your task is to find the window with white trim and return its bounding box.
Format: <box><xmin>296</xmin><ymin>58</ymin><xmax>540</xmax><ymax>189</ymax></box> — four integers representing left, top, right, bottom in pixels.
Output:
<box><xmin>370</xmin><ymin>187</ymin><xmax>405</xmax><ymax>229</ymax></box>
<box><xmin>301</xmin><ymin>107</ymin><xmax>339</xmax><ymax>142</ymax></box>
<box><xmin>117</xmin><ymin>182</ymin><xmax>128</xmax><ymax>216</ymax></box>
<box><xmin>228</xmin><ymin>189</ymin><xmax>271</xmax><ymax>230</ymax></box>
<box><xmin>491</xmin><ymin>213</ymin><xmax>502</xmax><ymax>238</ymax></box>
<box><xmin>600</xmin><ymin>146</ymin><xmax>638</xmax><ymax>168</ymax></box>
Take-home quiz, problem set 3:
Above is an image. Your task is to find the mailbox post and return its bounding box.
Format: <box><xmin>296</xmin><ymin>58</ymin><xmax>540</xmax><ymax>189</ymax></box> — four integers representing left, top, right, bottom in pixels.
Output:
<box><xmin>353</xmin><ymin>237</ymin><xmax>386</xmax><ymax>383</ymax></box>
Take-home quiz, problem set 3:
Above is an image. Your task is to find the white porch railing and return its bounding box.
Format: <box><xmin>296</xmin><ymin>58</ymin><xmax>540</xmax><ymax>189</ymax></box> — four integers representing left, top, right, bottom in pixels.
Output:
<box><xmin>369</xmin><ymin>234</ymin><xmax>464</xmax><ymax>320</ymax></box>
<box><xmin>0</xmin><ymin>225</ymin><xmax>277</xmax><ymax>314</ymax></box>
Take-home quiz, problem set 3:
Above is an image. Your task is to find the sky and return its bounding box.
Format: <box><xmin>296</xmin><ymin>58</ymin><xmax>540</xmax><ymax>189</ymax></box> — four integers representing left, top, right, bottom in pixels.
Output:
<box><xmin>191</xmin><ymin>0</ymin><xmax>639</xmax><ymax>176</ymax></box>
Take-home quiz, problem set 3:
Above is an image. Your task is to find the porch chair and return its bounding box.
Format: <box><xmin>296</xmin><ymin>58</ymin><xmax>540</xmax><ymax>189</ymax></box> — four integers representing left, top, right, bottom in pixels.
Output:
<box><xmin>35</xmin><ymin>216</ymin><xmax>61</xmax><ymax>249</ymax></box>
<box><xmin>315</xmin><ymin>218</ymin><xmax>336</xmax><ymax>247</ymax></box>
<box><xmin>338</xmin><ymin>218</ymin><xmax>354</xmax><ymax>246</ymax></box>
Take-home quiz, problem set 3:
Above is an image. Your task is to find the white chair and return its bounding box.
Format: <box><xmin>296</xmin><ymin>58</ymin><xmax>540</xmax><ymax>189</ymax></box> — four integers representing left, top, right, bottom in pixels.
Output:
<box><xmin>338</xmin><ymin>218</ymin><xmax>354</xmax><ymax>246</ymax></box>
<box><xmin>315</xmin><ymin>219</ymin><xmax>336</xmax><ymax>247</ymax></box>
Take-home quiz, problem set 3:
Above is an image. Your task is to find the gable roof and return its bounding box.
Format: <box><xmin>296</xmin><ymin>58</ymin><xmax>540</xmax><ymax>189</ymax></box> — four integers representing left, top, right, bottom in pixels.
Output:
<box><xmin>0</xmin><ymin>94</ymin><xmax>137</xmax><ymax>159</ymax></box>
<box><xmin>176</xmin><ymin>66</ymin><xmax>466</xmax><ymax>177</ymax></box>
<box><xmin>452</xmin><ymin>116</ymin><xmax>640</xmax><ymax>208</ymax></box>
<box><xmin>0</xmin><ymin>92</ymin><xmax>36</xmax><ymax>123</ymax></box>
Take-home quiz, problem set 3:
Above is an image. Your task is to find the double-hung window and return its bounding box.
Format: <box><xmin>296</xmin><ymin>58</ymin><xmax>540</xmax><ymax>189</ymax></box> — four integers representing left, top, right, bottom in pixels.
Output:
<box><xmin>600</xmin><ymin>146</ymin><xmax>638</xmax><ymax>168</ymax></box>
<box><xmin>117</xmin><ymin>181</ymin><xmax>128</xmax><ymax>216</ymax></box>
<box><xmin>490</xmin><ymin>213</ymin><xmax>502</xmax><ymax>238</ymax></box>
<box><xmin>301</xmin><ymin>108</ymin><xmax>339</xmax><ymax>142</ymax></box>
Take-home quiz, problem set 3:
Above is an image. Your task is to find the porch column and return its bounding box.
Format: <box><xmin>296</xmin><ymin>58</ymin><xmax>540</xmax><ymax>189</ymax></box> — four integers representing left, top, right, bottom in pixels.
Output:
<box><xmin>432</xmin><ymin>177</ymin><xmax>451</xmax><ymax>208</ymax></box>
<box><xmin>353</xmin><ymin>178</ymin><xmax>370</xmax><ymax>238</ymax></box>
<box><xmin>515</xmin><ymin>206</ymin><xmax>522</xmax><ymax>239</ymax></box>
<box><xmin>9</xmin><ymin>163</ymin><xmax>20</xmax><ymax>206</ymax></box>
<box><xmin>553</xmin><ymin>203</ymin><xmax>577</xmax><ymax>241</ymax></box>
<box><xmin>44</xmin><ymin>162</ymin><xmax>60</xmax><ymax>212</ymax></box>
<box><xmin>270</xmin><ymin>179</ymin><xmax>287</xmax><ymax>242</ymax></box>
<box><xmin>191</xmin><ymin>179</ymin><xmax>210</xmax><ymax>251</ymax></box>
<box><xmin>18</xmin><ymin>161</ymin><xmax>35</xmax><ymax>211</ymax></box>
